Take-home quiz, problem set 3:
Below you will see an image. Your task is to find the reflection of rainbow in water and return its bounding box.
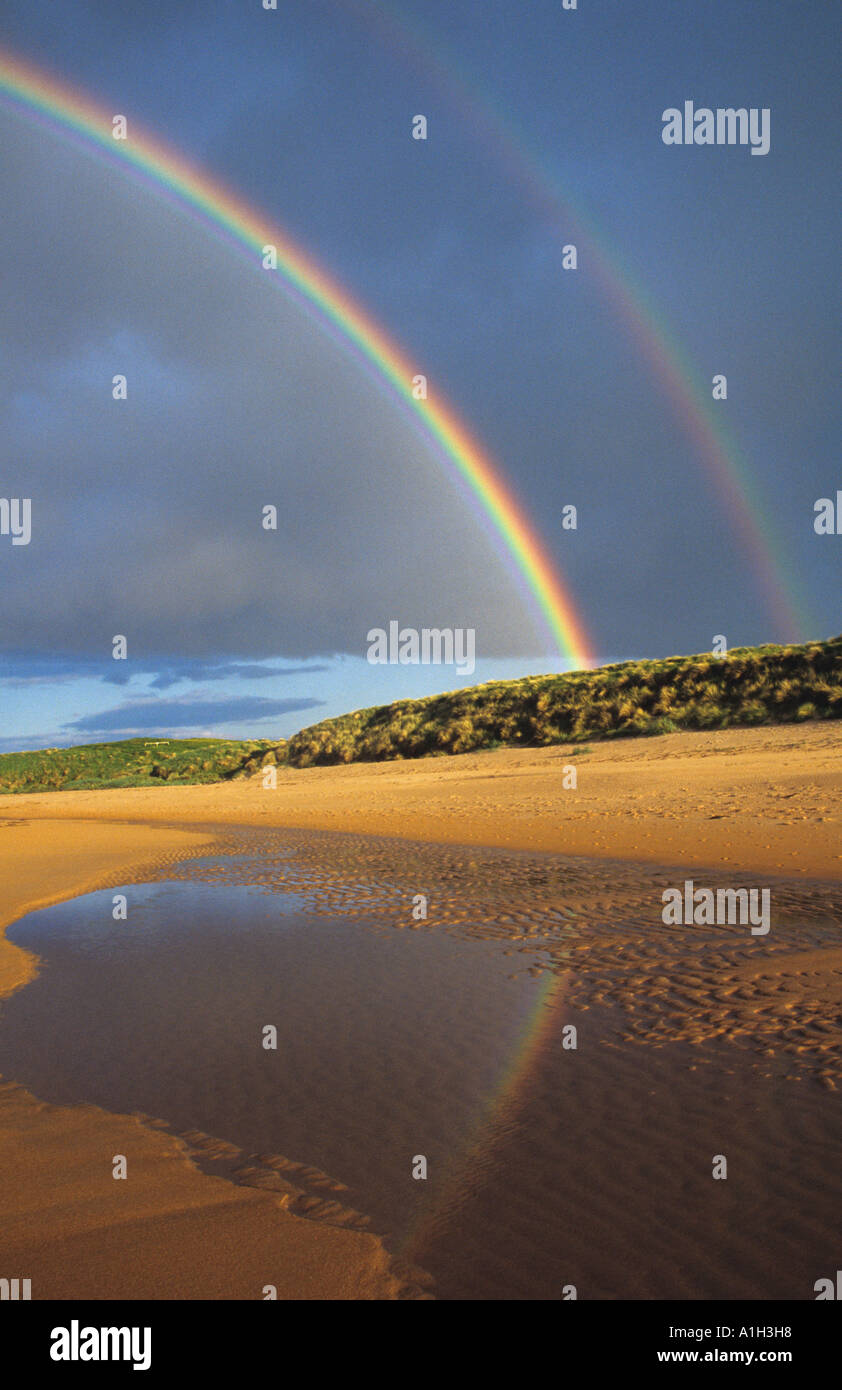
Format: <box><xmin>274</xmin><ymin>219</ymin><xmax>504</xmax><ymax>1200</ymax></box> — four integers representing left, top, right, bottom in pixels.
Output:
<box><xmin>338</xmin><ymin>0</ymin><xmax>812</xmax><ymax>644</ymax></box>
<box><xmin>0</xmin><ymin>44</ymin><xmax>594</xmax><ymax>672</ymax></box>
<box><xmin>400</xmin><ymin>963</ymin><xmax>569</xmax><ymax>1265</ymax></box>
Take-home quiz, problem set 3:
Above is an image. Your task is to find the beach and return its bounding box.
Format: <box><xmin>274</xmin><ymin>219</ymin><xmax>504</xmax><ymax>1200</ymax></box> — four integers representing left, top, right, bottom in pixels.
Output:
<box><xmin>1</xmin><ymin>720</ymin><xmax>840</xmax><ymax>1299</ymax></box>
<box><xmin>4</xmin><ymin>721</ymin><xmax>840</xmax><ymax>885</ymax></box>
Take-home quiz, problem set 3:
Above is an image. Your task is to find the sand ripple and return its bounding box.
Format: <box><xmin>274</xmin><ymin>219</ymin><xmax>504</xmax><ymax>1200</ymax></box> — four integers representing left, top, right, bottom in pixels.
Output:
<box><xmin>151</xmin><ymin>826</ymin><xmax>842</xmax><ymax>1089</ymax></box>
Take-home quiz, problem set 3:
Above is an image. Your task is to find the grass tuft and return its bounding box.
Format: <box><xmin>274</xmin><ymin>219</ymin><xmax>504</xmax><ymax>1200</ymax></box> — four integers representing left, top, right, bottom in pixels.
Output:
<box><xmin>0</xmin><ymin>737</ymin><xmax>274</xmax><ymax>796</ymax></box>
<box><xmin>278</xmin><ymin>635</ymin><xmax>842</xmax><ymax>768</ymax></box>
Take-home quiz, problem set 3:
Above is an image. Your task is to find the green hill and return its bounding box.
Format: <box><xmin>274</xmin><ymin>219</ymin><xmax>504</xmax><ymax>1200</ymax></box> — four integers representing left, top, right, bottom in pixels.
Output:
<box><xmin>0</xmin><ymin>736</ymin><xmax>273</xmax><ymax>796</ymax></box>
<box><xmin>2</xmin><ymin>636</ymin><xmax>839</xmax><ymax>794</ymax></box>
<box><xmin>276</xmin><ymin>635</ymin><xmax>842</xmax><ymax>767</ymax></box>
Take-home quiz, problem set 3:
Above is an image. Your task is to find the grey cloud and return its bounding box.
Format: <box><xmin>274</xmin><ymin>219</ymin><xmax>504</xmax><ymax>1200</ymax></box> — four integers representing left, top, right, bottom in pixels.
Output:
<box><xmin>0</xmin><ymin>652</ymin><xmax>327</xmax><ymax>686</ymax></box>
<box><xmin>0</xmin><ymin>110</ymin><xmax>549</xmax><ymax>669</ymax></box>
<box><xmin>146</xmin><ymin>662</ymin><xmax>329</xmax><ymax>689</ymax></box>
<box><xmin>63</xmin><ymin>695</ymin><xmax>323</xmax><ymax>734</ymax></box>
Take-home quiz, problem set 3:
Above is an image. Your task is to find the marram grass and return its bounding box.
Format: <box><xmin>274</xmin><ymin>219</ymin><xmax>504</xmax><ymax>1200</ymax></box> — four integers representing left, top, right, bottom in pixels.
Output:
<box><xmin>2</xmin><ymin>637</ymin><xmax>839</xmax><ymax>794</ymax></box>
<box><xmin>279</xmin><ymin>635</ymin><xmax>842</xmax><ymax>767</ymax></box>
<box><xmin>0</xmin><ymin>736</ymin><xmax>273</xmax><ymax>796</ymax></box>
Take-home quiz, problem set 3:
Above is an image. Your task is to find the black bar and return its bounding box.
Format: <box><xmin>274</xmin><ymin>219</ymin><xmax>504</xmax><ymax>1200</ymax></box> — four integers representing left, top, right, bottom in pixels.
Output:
<box><xmin>5</xmin><ymin>1300</ymin><xmax>836</xmax><ymax>1378</ymax></box>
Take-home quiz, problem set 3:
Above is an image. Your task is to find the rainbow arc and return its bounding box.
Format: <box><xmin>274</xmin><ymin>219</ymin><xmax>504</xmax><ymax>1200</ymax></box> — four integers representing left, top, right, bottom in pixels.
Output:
<box><xmin>0</xmin><ymin>45</ymin><xmax>595</xmax><ymax>670</ymax></box>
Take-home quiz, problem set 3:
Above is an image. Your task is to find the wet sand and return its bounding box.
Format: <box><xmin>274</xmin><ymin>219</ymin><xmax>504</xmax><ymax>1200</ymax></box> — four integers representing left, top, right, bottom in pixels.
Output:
<box><xmin>4</xmin><ymin>862</ymin><xmax>840</xmax><ymax>1300</ymax></box>
<box><xmin>0</xmin><ymin>822</ymin><xmax>417</xmax><ymax>1298</ymax></box>
<box><xmin>0</xmin><ymin>721</ymin><xmax>840</xmax><ymax>1299</ymax></box>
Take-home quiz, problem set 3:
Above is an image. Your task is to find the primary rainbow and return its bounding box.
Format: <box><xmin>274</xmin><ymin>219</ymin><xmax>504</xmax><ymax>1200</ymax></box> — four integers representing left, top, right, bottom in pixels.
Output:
<box><xmin>0</xmin><ymin>44</ymin><xmax>595</xmax><ymax>671</ymax></box>
<box><xmin>399</xmin><ymin>964</ymin><xmax>570</xmax><ymax>1264</ymax></box>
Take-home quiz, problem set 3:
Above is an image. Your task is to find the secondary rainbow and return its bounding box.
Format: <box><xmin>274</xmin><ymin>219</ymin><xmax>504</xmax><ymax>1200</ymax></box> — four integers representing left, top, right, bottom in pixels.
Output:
<box><xmin>0</xmin><ymin>44</ymin><xmax>594</xmax><ymax>670</ymax></box>
<box><xmin>339</xmin><ymin>0</ymin><xmax>812</xmax><ymax>643</ymax></box>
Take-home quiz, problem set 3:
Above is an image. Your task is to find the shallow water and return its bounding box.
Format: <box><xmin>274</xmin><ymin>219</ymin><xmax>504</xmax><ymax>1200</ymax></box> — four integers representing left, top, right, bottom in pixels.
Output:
<box><xmin>2</xmin><ymin>849</ymin><xmax>840</xmax><ymax>1299</ymax></box>
<box><xmin>1</xmin><ymin>874</ymin><xmax>553</xmax><ymax>1269</ymax></box>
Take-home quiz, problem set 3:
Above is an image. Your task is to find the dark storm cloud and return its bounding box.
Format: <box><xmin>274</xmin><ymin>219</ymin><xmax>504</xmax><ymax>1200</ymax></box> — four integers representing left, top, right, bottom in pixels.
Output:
<box><xmin>0</xmin><ymin>0</ymin><xmax>838</xmax><ymax>678</ymax></box>
<box><xmin>0</xmin><ymin>111</ymin><xmax>545</xmax><ymax>668</ymax></box>
<box><xmin>64</xmin><ymin>695</ymin><xmax>323</xmax><ymax>735</ymax></box>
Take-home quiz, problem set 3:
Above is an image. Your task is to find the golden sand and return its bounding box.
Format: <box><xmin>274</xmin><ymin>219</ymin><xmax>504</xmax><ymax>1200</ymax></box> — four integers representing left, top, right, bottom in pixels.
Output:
<box><xmin>5</xmin><ymin>721</ymin><xmax>840</xmax><ymax>881</ymax></box>
<box><xmin>0</xmin><ymin>820</ymin><xmax>414</xmax><ymax>1298</ymax></box>
<box><xmin>0</xmin><ymin>720</ymin><xmax>839</xmax><ymax>1299</ymax></box>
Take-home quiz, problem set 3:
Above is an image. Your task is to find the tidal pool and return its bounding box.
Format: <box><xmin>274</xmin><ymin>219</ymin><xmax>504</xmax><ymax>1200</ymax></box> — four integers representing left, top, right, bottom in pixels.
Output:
<box><xmin>1</xmin><ymin>855</ymin><xmax>838</xmax><ymax>1300</ymax></box>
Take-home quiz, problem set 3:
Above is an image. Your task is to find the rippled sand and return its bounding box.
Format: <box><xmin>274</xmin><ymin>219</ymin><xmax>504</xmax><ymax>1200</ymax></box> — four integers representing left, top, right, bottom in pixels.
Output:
<box><xmin>161</xmin><ymin>826</ymin><xmax>842</xmax><ymax>1090</ymax></box>
<box><xmin>0</xmin><ymin>722</ymin><xmax>839</xmax><ymax>1298</ymax></box>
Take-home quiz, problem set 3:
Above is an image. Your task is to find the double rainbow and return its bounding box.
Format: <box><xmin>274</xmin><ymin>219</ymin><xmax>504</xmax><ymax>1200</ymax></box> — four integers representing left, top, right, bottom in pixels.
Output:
<box><xmin>0</xmin><ymin>44</ymin><xmax>595</xmax><ymax>670</ymax></box>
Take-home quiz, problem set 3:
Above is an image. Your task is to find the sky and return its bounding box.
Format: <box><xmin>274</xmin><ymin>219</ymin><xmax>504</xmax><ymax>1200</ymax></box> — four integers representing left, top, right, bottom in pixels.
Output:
<box><xmin>0</xmin><ymin>0</ymin><xmax>838</xmax><ymax>751</ymax></box>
